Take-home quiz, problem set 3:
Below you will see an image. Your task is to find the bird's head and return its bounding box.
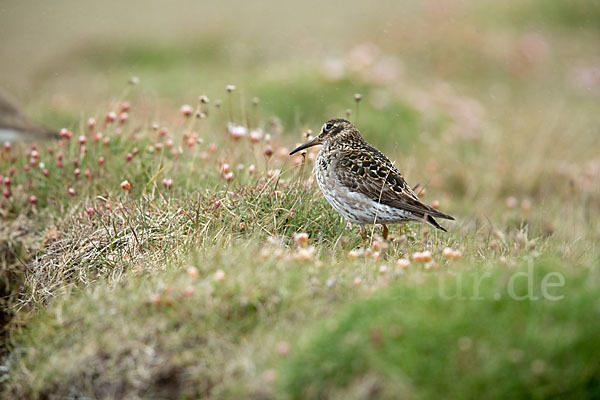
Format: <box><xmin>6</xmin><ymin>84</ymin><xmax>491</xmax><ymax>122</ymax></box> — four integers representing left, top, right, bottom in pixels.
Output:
<box><xmin>289</xmin><ymin>118</ymin><xmax>359</xmax><ymax>155</ymax></box>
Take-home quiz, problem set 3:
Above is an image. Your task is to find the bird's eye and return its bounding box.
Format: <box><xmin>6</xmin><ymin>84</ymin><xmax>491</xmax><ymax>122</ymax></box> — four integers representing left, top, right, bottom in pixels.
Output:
<box><xmin>323</xmin><ymin>123</ymin><xmax>334</xmax><ymax>132</ymax></box>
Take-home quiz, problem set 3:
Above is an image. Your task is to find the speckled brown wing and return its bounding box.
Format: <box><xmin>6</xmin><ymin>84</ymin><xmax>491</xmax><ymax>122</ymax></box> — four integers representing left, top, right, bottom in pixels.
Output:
<box><xmin>336</xmin><ymin>142</ymin><xmax>454</xmax><ymax>222</ymax></box>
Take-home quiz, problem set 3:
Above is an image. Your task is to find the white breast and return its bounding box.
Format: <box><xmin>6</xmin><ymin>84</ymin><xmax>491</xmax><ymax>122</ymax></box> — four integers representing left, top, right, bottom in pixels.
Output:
<box><xmin>315</xmin><ymin>150</ymin><xmax>414</xmax><ymax>225</ymax></box>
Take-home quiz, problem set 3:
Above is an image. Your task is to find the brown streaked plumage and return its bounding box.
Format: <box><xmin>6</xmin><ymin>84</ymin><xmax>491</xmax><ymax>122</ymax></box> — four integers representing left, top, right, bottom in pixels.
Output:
<box><xmin>0</xmin><ymin>93</ymin><xmax>57</xmax><ymax>142</ymax></box>
<box><xmin>290</xmin><ymin>118</ymin><xmax>454</xmax><ymax>240</ymax></box>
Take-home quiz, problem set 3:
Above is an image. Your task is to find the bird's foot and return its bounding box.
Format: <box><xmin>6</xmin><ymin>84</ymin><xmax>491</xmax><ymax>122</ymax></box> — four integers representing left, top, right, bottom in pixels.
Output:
<box><xmin>382</xmin><ymin>224</ymin><xmax>389</xmax><ymax>241</ymax></box>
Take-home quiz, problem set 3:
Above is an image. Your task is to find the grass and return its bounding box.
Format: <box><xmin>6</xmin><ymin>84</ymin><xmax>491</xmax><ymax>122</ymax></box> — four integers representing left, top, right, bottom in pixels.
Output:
<box><xmin>278</xmin><ymin>259</ymin><xmax>600</xmax><ymax>399</ymax></box>
<box><xmin>1</xmin><ymin>0</ymin><xmax>600</xmax><ymax>398</ymax></box>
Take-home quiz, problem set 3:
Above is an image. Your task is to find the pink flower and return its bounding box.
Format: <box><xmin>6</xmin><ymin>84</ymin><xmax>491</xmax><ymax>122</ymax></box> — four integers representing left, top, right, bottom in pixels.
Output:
<box><xmin>59</xmin><ymin>128</ymin><xmax>72</xmax><ymax>139</ymax></box>
<box><xmin>67</xmin><ymin>187</ymin><xmax>76</xmax><ymax>196</ymax></box>
<box><xmin>98</xmin><ymin>156</ymin><xmax>105</xmax><ymax>166</ymax></box>
<box><xmin>180</xmin><ymin>104</ymin><xmax>193</xmax><ymax>117</ymax></box>
<box><xmin>105</xmin><ymin>112</ymin><xmax>117</xmax><ymax>123</ymax></box>
<box><xmin>249</xmin><ymin>129</ymin><xmax>263</xmax><ymax>143</ymax></box>
<box><xmin>120</xmin><ymin>180</ymin><xmax>131</xmax><ymax>191</ymax></box>
<box><xmin>162</xmin><ymin>178</ymin><xmax>173</xmax><ymax>189</ymax></box>
<box><xmin>87</xmin><ymin>118</ymin><xmax>96</xmax><ymax>130</ymax></box>
<box><xmin>120</xmin><ymin>101</ymin><xmax>130</xmax><ymax>112</ymax></box>
<box><xmin>227</xmin><ymin>124</ymin><xmax>247</xmax><ymax>141</ymax></box>
<box><xmin>29</xmin><ymin>195</ymin><xmax>37</xmax><ymax>204</ymax></box>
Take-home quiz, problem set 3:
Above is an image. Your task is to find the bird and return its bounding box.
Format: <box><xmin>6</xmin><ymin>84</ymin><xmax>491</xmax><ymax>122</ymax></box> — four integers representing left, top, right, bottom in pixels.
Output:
<box><xmin>289</xmin><ymin>118</ymin><xmax>454</xmax><ymax>242</ymax></box>
<box><xmin>0</xmin><ymin>93</ymin><xmax>57</xmax><ymax>142</ymax></box>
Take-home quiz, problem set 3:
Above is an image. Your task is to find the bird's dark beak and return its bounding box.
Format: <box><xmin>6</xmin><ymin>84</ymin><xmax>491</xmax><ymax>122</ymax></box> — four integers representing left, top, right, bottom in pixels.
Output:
<box><xmin>289</xmin><ymin>136</ymin><xmax>321</xmax><ymax>155</ymax></box>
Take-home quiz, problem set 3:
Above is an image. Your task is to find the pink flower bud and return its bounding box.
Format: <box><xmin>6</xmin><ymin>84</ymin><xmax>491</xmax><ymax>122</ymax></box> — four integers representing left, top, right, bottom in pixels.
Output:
<box><xmin>31</xmin><ymin>150</ymin><xmax>39</xmax><ymax>159</ymax></box>
<box><xmin>3</xmin><ymin>142</ymin><xmax>11</xmax><ymax>151</ymax></box>
<box><xmin>159</xmin><ymin>127</ymin><xmax>168</xmax><ymax>136</ymax></box>
<box><xmin>29</xmin><ymin>195</ymin><xmax>37</xmax><ymax>204</ymax></box>
<box><xmin>119</xmin><ymin>112</ymin><xmax>128</xmax><ymax>124</ymax></box>
<box><xmin>74</xmin><ymin>168</ymin><xmax>80</xmax><ymax>179</ymax></box>
<box><xmin>126</xmin><ymin>153</ymin><xmax>133</xmax><ymax>162</ymax></box>
<box><xmin>85</xmin><ymin>169</ymin><xmax>92</xmax><ymax>179</ymax></box>
<box><xmin>78</xmin><ymin>136</ymin><xmax>86</xmax><ymax>145</ymax></box>
<box><xmin>3</xmin><ymin>177</ymin><xmax>11</xmax><ymax>186</ymax></box>
<box><xmin>57</xmin><ymin>160</ymin><xmax>64</xmax><ymax>168</ymax></box>
<box><xmin>87</xmin><ymin>117</ymin><xmax>96</xmax><ymax>130</ymax></box>
<box><xmin>67</xmin><ymin>187</ymin><xmax>76</xmax><ymax>196</ymax></box>
<box><xmin>43</xmin><ymin>169</ymin><xmax>49</xmax><ymax>177</ymax></box>
<box><xmin>98</xmin><ymin>156</ymin><xmax>105</xmax><ymax>166</ymax></box>
<box><xmin>86</xmin><ymin>207</ymin><xmax>95</xmax><ymax>216</ymax></box>
<box><xmin>24</xmin><ymin>164</ymin><xmax>30</xmax><ymax>172</ymax></box>
<box><xmin>213</xmin><ymin>199</ymin><xmax>221</xmax><ymax>207</ymax></box>
<box><xmin>3</xmin><ymin>189</ymin><xmax>10</xmax><ymax>198</ymax></box>
<box><xmin>120</xmin><ymin>101</ymin><xmax>130</xmax><ymax>112</ymax></box>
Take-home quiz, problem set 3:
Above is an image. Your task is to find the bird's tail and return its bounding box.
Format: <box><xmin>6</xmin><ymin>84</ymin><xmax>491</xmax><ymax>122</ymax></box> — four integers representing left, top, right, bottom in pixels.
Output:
<box><xmin>425</xmin><ymin>215</ymin><xmax>448</xmax><ymax>232</ymax></box>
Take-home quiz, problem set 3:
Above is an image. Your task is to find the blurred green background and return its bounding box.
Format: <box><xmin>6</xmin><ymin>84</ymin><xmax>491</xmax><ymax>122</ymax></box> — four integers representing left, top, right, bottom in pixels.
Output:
<box><xmin>2</xmin><ymin>0</ymin><xmax>599</xmax><ymax>147</ymax></box>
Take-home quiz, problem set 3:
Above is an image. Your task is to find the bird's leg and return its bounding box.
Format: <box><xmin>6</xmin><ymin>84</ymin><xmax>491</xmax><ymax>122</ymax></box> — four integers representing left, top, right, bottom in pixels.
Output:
<box><xmin>382</xmin><ymin>224</ymin><xmax>389</xmax><ymax>241</ymax></box>
<box><xmin>360</xmin><ymin>225</ymin><xmax>368</xmax><ymax>247</ymax></box>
